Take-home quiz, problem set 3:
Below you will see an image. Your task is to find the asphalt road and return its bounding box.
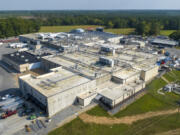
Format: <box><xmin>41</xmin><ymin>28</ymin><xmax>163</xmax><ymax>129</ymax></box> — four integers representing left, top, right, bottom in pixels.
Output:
<box><xmin>0</xmin><ymin>44</ymin><xmax>15</xmax><ymax>59</ymax></box>
<box><xmin>0</xmin><ymin>44</ymin><xmax>18</xmax><ymax>95</ymax></box>
<box><xmin>0</xmin><ymin>66</ymin><xmax>16</xmax><ymax>92</ymax></box>
<box><xmin>166</xmin><ymin>48</ymin><xmax>180</xmax><ymax>57</ymax></box>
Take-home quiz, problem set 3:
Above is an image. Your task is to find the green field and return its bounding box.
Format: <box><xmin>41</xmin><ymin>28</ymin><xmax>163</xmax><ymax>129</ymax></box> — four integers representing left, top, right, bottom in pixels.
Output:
<box><xmin>49</xmin><ymin>70</ymin><xmax>180</xmax><ymax>135</ymax></box>
<box><xmin>163</xmin><ymin>70</ymin><xmax>180</xmax><ymax>82</ymax></box>
<box><xmin>40</xmin><ymin>26</ymin><xmax>176</xmax><ymax>36</ymax></box>
<box><xmin>40</xmin><ymin>25</ymin><xmax>100</xmax><ymax>33</ymax></box>
<box><xmin>160</xmin><ymin>30</ymin><xmax>176</xmax><ymax>36</ymax></box>
<box><xmin>104</xmin><ymin>28</ymin><xmax>135</xmax><ymax>35</ymax></box>
<box><xmin>175</xmin><ymin>46</ymin><xmax>180</xmax><ymax>50</ymax></box>
<box><xmin>87</xmin><ymin>105</ymin><xmax>111</xmax><ymax>117</ymax></box>
<box><xmin>49</xmin><ymin>114</ymin><xmax>180</xmax><ymax>135</ymax></box>
<box><xmin>40</xmin><ymin>26</ymin><xmax>135</xmax><ymax>35</ymax></box>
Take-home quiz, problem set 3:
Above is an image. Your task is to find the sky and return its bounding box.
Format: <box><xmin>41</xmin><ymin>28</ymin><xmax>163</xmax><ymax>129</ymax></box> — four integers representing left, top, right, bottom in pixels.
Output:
<box><xmin>0</xmin><ymin>0</ymin><xmax>180</xmax><ymax>10</ymax></box>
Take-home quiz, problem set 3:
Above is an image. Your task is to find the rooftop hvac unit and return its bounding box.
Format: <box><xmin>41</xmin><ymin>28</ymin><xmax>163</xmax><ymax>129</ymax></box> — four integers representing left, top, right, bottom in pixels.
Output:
<box><xmin>25</xmin><ymin>59</ymin><xmax>29</xmax><ymax>62</ymax></box>
<box><xmin>99</xmin><ymin>57</ymin><xmax>114</xmax><ymax>67</ymax></box>
<box><xmin>21</xmin><ymin>55</ymin><xmax>24</xmax><ymax>58</ymax></box>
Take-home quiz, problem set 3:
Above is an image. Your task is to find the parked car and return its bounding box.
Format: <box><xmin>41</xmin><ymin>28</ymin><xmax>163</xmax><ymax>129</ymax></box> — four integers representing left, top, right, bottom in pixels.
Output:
<box><xmin>25</xmin><ymin>108</ymin><xmax>35</xmax><ymax>115</ymax></box>
<box><xmin>46</xmin><ymin>118</ymin><xmax>52</xmax><ymax>123</ymax></box>
<box><xmin>29</xmin><ymin>114</ymin><xmax>36</xmax><ymax>120</ymax></box>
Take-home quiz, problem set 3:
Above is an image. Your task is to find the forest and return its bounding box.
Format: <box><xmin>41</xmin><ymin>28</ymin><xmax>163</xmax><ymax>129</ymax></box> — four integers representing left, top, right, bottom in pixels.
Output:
<box><xmin>0</xmin><ymin>10</ymin><xmax>180</xmax><ymax>38</ymax></box>
<box><xmin>0</xmin><ymin>18</ymin><xmax>40</xmax><ymax>38</ymax></box>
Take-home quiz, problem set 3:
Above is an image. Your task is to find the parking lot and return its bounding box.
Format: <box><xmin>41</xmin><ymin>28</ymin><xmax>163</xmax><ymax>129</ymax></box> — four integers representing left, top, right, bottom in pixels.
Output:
<box><xmin>0</xmin><ymin>44</ymin><xmax>18</xmax><ymax>95</ymax></box>
<box><xmin>166</xmin><ymin>48</ymin><xmax>180</xmax><ymax>57</ymax></box>
<box><xmin>0</xmin><ymin>44</ymin><xmax>29</xmax><ymax>135</ymax></box>
<box><xmin>0</xmin><ymin>95</ymin><xmax>47</xmax><ymax>135</ymax></box>
<box><xmin>14</xmin><ymin>103</ymin><xmax>95</xmax><ymax>135</ymax></box>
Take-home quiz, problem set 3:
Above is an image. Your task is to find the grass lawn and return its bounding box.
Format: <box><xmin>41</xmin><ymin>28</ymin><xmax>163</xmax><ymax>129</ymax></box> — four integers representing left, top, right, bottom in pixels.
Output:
<box><xmin>40</xmin><ymin>25</ymin><xmax>135</xmax><ymax>35</ymax></box>
<box><xmin>49</xmin><ymin>113</ymin><xmax>180</xmax><ymax>135</ymax></box>
<box><xmin>162</xmin><ymin>70</ymin><xmax>180</xmax><ymax>82</ymax></box>
<box><xmin>87</xmin><ymin>105</ymin><xmax>111</xmax><ymax>117</ymax></box>
<box><xmin>160</xmin><ymin>30</ymin><xmax>176</xmax><ymax>36</ymax></box>
<box><xmin>104</xmin><ymin>28</ymin><xmax>135</xmax><ymax>35</ymax></box>
<box><xmin>175</xmin><ymin>46</ymin><xmax>180</xmax><ymax>50</ymax></box>
<box><xmin>40</xmin><ymin>25</ymin><xmax>100</xmax><ymax>33</ymax></box>
<box><xmin>40</xmin><ymin>26</ymin><xmax>176</xmax><ymax>37</ymax></box>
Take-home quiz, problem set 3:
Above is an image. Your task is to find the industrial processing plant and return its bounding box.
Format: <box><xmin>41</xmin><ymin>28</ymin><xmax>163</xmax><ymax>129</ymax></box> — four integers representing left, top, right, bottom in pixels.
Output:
<box><xmin>17</xmin><ymin>29</ymin><xmax>159</xmax><ymax>117</ymax></box>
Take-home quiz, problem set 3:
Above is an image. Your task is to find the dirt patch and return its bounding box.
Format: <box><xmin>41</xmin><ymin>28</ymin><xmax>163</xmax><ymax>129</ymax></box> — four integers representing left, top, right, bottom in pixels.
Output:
<box><xmin>79</xmin><ymin>109</ymin><xmax>178</xmax><ymax>125</ymax></box>
<box><xmin>155</xmin><ymin>128</ymin><xmax>180</xmax><ymax>135</ymax></box>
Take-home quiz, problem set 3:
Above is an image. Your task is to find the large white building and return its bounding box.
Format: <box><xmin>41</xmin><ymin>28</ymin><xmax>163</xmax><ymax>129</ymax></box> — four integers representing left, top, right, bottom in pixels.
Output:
<box><xmin>19</xmin><ymin>67</ymin><xmax>96</xmax><ymax>116</ymax></box>
<box><xmin>18</xmin><ymin>31</ymin><xmax>159</xmax><ymax>117</ymax></box>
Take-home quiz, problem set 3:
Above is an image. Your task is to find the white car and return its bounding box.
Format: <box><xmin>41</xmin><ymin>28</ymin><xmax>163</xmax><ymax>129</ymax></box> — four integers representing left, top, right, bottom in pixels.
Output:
<box><xmin>46</xmin><ymin>118</ymin><xmax>52</xmax><ymax>123</ymax></box>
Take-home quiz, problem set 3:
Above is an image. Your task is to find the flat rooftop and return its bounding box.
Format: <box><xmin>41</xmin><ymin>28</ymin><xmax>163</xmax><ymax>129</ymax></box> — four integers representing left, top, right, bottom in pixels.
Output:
<box><xmin>63</xmin><ymin>52</ymin><xmax>98</xmax><ymax>65</ymax></box>
<box><xmin>99</xmin><ymin>80</ymin><xmax>144</xmax><ymax>100</ymax></box>
<box><xmin>3</xmin><ymin>51</ymin><xmax>40</xmax><ymax>65</ymax></box>
<box><xmin>43</xmin><ymin>54</ymin><xmax>107</xmax><ymax>77</ymax></box>
<box><xmin>151</xmin><ymin>38</ymin><xmax>178</xmax><ymax>46</ymax></box>
<box><xmin>20</xmin><ymin>33</ymin><xmax>38</xmax><ymax>40</ymax></box>
<box><xmin>113</xmin><ymin>68</ymin><xmax>140</xmax><ymax>79</ymax></box>
<box><xmin>20</xmin><ymin>67</ymin><xmax>91</xmax><ymax>97</ymax></box>
<box><xmin>99</xmin><ymin>85</ymin><xmax>134</xmax><ymax>100</ymax></box>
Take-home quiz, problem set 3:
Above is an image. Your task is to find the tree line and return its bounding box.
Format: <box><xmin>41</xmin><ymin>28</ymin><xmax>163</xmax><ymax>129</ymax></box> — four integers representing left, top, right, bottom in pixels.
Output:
<box><xmin>0</xmin><ymin>18</ymin><xmax>40</xmax><ymax>38</ymax></box>
<box><xmin>0</xmin><ymin>10</ymin><xmax>180</xmax><ymax>38</ymax></box>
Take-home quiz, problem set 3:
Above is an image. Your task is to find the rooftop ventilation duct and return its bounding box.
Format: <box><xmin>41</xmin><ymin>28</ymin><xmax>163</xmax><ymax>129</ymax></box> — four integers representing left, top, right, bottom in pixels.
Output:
<box><xmin>25</xmin><ymin>59</ymin><xmax>29</xmax><ymax>62</ymax></box>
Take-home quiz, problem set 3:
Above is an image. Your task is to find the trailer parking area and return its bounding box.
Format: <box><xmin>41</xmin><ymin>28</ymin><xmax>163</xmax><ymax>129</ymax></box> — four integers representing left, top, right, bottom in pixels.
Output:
<box><xmin>0</xmin><ymin>98</ymin><xmax>46</xmax><ymax>135</ymax></box>
<box><xmin>0</xmin><ymin>113</ymin><xmax>31</xmax><ymax>135</ymax></box>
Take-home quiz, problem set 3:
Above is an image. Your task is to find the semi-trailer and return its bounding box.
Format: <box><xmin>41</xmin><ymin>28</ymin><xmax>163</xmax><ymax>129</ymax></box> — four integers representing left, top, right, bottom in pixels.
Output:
<box><xmin>0</xmin><ymin>97</ymin><xmax>21</xmax><ymax>107</ymax></box>
<box><xmin>1</xmin><ymin>110</ymin><xmax>17</xmax><ymax>119</ymax></box>
<box><xmin>1</xmin><ymin>100</ymin><xmax>24</xmax><ymax>111</ymax></box>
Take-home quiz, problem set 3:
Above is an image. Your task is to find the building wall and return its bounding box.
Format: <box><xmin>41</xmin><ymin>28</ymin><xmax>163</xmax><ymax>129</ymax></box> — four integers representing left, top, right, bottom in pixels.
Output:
<box><xmin>2</xmin><ymin>56</ymin><xmax>29</xmax><ymax>72</ymax></box>
<box><xmin>101</xmin><ymin>96</ymin><xmax>114</xmax><ymax>107</ymax></box>
<box><xmin>19</xmin><ymin>64</ymin><xmax>29</xmax><ymax>72</ymax></box>
<box><xmin>19</xmin><ymin>36</ymin><xmax>31</xmax><ymax>43</ymax></box>
<box><xmin>125</xmin><ymin>73</ymin><xmax>140</xmax><ymax>84</ymax></box>
<box><xmin>41</xmin><ymin>58</ymin><xmax>59</xmax><ymax>72</ymax></box>
<box><xmin>108</xmin><ymin>37</ymin><xmax>122</xmax><ymax>44</ymax></box>
<box><xmin>19</xmin><ymin>77</ymin><xmax>47</xmax><ymax>106</ymax></box>
<box><xmin>47</xmin><ymin>80</ymin><xmax>96</xmax><ymax>117</ymax></box>
<box><xmin>112</xmin><ymin>76</ymin><xmax>124</xmax><ymax>84</ymax></box>
<box><xmin>140</xmin><ymin>66</ymin><xmax>159</xmax><ymax>82</ymax></box>
<box><xmin>19</xmin><ymin>76</ymin><xmax>96</xmax><ymax>117</ymax></box>
<box><xmin>78</xmin><ymin>93</ymin><xmax>97</xmax><ymax>106</ymax></box>
<box><xmin>100</xmin><ymin>82</ymin><xmax>145</xmax><ymax>108</ymax></box>
<box><xmin>29</xmin><ymin>62</ymin><xmax>41</xmax><ymax>70</ymax></box>
<box><xmin>112</xmin><ymin>73</ymin><xmax>140</xmax><ymax>84</ymax></box>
